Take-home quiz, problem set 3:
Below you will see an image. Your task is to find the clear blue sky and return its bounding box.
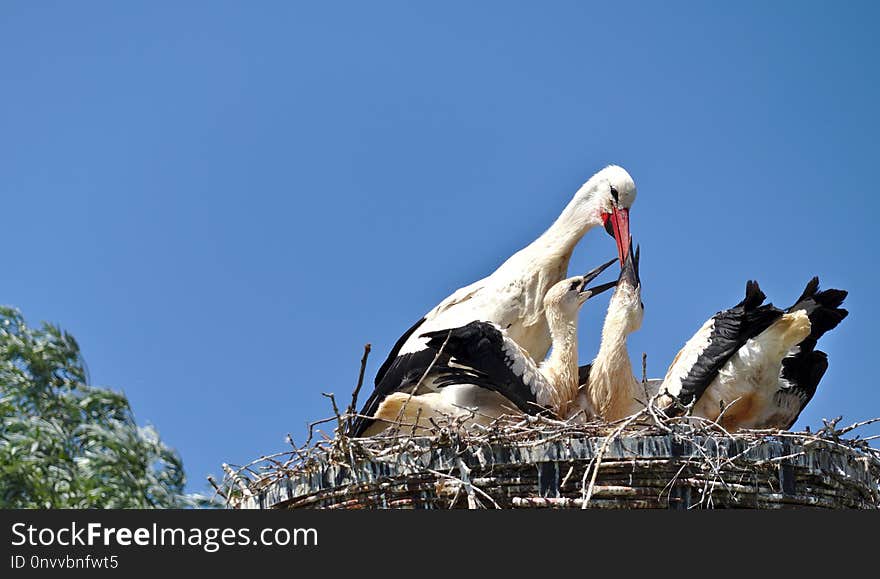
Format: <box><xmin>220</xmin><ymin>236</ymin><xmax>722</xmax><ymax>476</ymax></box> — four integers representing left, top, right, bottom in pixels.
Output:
<box><xmin>2</xmin><ymin>2</ymin><xmax>877</xmax><ymax>494</ymax></box>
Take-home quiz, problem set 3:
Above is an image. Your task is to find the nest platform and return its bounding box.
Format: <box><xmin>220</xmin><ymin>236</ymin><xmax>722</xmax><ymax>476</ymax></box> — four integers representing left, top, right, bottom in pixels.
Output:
<box><xmin>224</xmin><ymin>417</ymin><xmax>880</xmax><ymax>510</ymax></box>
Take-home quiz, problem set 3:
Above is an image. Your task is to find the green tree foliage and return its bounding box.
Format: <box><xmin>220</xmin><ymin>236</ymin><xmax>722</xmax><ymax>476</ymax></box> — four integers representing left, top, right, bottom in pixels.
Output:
<box><xmin>0</xmin><ymin>306</ymin><xmax>197</xmax><ymax>508</ymax></box>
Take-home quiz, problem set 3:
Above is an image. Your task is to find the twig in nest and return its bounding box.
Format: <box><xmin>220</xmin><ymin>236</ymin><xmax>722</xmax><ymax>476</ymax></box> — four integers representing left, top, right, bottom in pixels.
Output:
<box><xmin>817</xmin><ymin>416</ymin><xmax>844</xmax><ymax>438</ymax></box>
<box><xmin>206</xmin><ymin>475</ymin><xmax>228</xmax><ymax>501</ymax></box>
<box><xmin>560</xmin><ymin>465</ymin><xmax>575</xmax><ymax>489</ymax></box>
<box><xmin>646</xmin><ymin>391</ymin><xmax>673</xmax><ymax>433</ymax></box>
<box><xmin>346</xmin><ymin>343</ymin><xmax>371</xmax><ymax>433</ymax></box>
<box><xmin>424</xmin><ymin>465</ymin><xmax>501</xmax><ymax>509</ymax></box>
<box><xmin>581</xmin><ymin>409</ymin><xmax>648</xmax><ymax>508</ymax></box>
<box><xmin>286</xmin><ymin>433</ymin><xmax>309</xmax><ymax>462</ymax></box>
<box><xmin>222</xmin><ymin>463</ymin><xmax>255</xmax><ymax>500</ymax></box>
<box><xmin>322</xmin><ymin>392</ymin><xmax>344</xmax><ymax>436</ymax></box>
<box><xmin>410</xmin><ymin>407</ymin><xmax>423</xmax><ymax>439</ymax></box>
<box><xmin>305</xmin><ymin>416</ymin><xmax>339</xmax><ymax>448</ymax></box>
<box><xmin>711</xmin><ymin>397</ymin><xmax>742</xmax><ymax>433</ymax></box>
<box><xmin>834</xmin><ymin>417</ymin><xmax>880</xmax><ymax>437</ymax></box>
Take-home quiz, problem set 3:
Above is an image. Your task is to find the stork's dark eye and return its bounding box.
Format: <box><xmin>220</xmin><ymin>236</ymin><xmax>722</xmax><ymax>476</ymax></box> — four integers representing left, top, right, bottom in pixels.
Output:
<box><xmin>610</xmin><ymin>185</ymin><xmax>619</xmax><ymax>204</ymax></box>
<box><xmin>569</xmin><ymin>280</ymin><xmax>581</xmax><ymax>292</ymax></box>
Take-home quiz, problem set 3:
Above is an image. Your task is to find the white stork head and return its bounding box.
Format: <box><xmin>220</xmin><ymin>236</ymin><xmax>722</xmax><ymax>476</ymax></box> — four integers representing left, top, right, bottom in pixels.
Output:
<box><xmin>606</xmin><ymin>241</ymin><xmax>643</xmax><ymax>335</ymax></box>
<box><xmin>570</xmin><ymin>165</ymin><xmax>637</xmax><ymax>266</ymax></box>
<box><xmin>543</xmin><ymin>258</ymin><xmax>618</xmax><ymax>321</ymax></box>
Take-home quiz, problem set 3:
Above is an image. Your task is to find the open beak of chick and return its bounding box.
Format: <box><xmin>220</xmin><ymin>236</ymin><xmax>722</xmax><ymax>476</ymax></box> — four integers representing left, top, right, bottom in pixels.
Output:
<box><xmin>577</xmin><ymin>258</ymin><xmax>618</xmax><ymax>304</ymax></box>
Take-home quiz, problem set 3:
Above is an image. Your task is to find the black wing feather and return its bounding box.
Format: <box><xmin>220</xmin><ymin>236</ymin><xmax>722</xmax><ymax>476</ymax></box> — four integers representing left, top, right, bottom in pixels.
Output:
<box><xmin>786</xmin><ymin>276</ymin><xmax>848</xmax><ymax>353</ymax></box>
<box><xmin>373</xmin><ymin>316</ymin><xmax>426</xmax><ymax>387</ymax></box>
<box><xmin>777</xmin><ymin>349</ymin><xmax>828</xmax><ymax>427</ymax></box>
<box><xmin>349</xmin><ymin>347</ymin><xmax>443</xmax><ymax>436</ymax></box>
<box><xmin>421</xmin><ymin>321</ymin><xmax>547</xmax><ymax>415</ymax></box>
<box><xmin>674</xmin><ymin>281</ymin><xmax>784</xmax><ymax>407</ymax></box>
<box><xmin>348</xmin><ymin>316</ymin><xmax>441</xmax><ymax>436</ymax></box>
<box><xmin>431</xmin><ymin>364</ymin><xmax>542</xmax><ymax>415</ymax></box>
<box><xmin>774</xmin><ymin>277</ymin><xmax>848</xmax><ymax>426</ymax></box>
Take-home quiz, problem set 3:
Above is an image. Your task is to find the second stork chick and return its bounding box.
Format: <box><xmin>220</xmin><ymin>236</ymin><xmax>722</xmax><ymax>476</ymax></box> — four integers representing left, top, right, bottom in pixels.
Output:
<box><xmin>577</xmin><ymin>241</ymin><xmax>653</xmax><ymax>422</ymax></box>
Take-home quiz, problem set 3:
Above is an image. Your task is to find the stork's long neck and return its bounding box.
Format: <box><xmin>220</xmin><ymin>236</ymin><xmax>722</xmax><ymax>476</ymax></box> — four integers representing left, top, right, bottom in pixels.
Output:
<box><xmin>533</xmin><ymin>193</ymin><xmax>599</xmax><ymax>258</ymax></box>
<box><xmin>541</xmin><ymin>309</ymin><xmax>581</xmax><ymax>416</ymax></box>
<box><xmin>589</xmin><ymin>301</ymin><xmax>641</xmax><ymax>421</ymax></box>
<box><xmin>502</xmin><ymin>193</ymin><xmax>599</xmax><ymax>333</ymax></box>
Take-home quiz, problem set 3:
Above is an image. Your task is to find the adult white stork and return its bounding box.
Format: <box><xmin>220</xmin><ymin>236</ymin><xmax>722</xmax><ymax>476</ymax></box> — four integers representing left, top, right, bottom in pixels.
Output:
<box><xmin>360</xmin><ymin>260</ymin><xmax>618</xmax><ymax>434</ymax></box>
<box><xmin>350</xmin><ymin>165</ymin><xmax>637</xmax><ymax>436</ymax></box>
<box><xmin>657</xmin><ymin>278</ymin><xmax>848</xmax><ymax>430</ymax></box>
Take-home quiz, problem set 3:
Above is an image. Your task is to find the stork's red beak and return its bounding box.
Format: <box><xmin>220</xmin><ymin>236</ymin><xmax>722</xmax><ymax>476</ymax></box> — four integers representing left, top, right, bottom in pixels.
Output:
<box><xmin>603</xmin><ymin>207</ymin><xmax>630</xmax><ymax>267</ymax></box>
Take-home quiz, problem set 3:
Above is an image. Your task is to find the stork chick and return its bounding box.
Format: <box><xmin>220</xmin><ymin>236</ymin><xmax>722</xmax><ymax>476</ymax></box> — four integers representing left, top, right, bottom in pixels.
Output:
<box><xmin>579</xmin><ymin>242</ymin><xmax>649</xmax><ymax>422</ymax></box>
<box><xmin>364</xmin><ymin>259</ymin><xmax>618</xmax><ymax>434</ymax></box>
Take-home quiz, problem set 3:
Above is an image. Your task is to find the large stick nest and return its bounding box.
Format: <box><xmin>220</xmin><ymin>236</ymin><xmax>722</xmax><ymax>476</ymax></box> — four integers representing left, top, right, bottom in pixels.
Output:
<box><xmin>218</xmin><ymin>405</ymin><xmax>880</xmax><ymax>510</ymax></box>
